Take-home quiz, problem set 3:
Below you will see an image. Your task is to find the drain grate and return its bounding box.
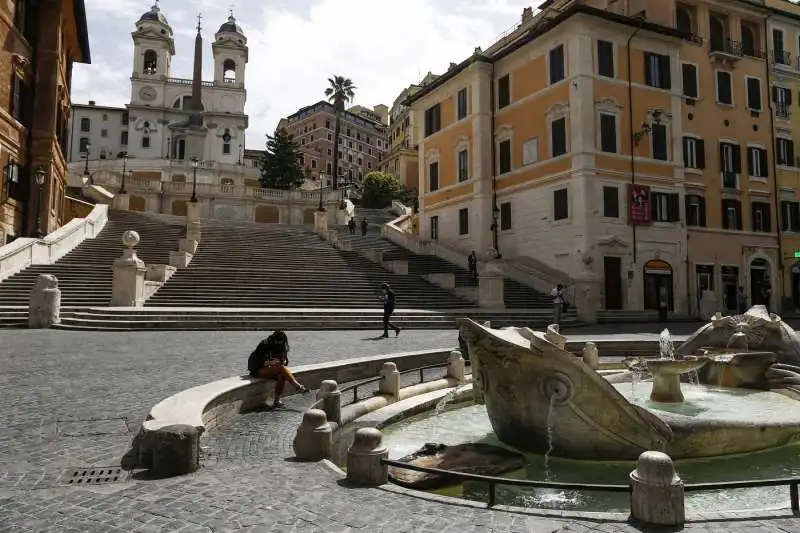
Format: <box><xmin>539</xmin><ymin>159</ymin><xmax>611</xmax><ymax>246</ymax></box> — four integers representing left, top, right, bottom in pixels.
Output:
<box><xmin>62</xmin><ymin>467</ymin><xmax>126</xmax><ymax>486</ymax></box>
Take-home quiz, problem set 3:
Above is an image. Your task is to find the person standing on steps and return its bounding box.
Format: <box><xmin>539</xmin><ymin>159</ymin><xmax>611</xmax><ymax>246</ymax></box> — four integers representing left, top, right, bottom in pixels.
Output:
<box><xmin>550</xmin><ymin>284</ymin><xmax>565</xmax><ymax>327</ymax></box>
<box><xmin>348</xmin><ymin>217</ymin><xmax>356</xmax><ymax>235</ymax></box>
<box><xmin>361</xmin><ymin>217</ymin><xmax>368</xmax><ymax>239</ymax></box>
<box><xmin>468</xmin><ymin>251</ymin><xmax>478</xmax><ymax>280</ymax></box>
<box><xmin>247</xmin><ymin>330</ymin><xmax>309</xmax><ymax>409</ymax></box>
<box><xmin>380</xmin><ymin>282</ymin><xmax>401</xmax><ymax>338</ymax></box>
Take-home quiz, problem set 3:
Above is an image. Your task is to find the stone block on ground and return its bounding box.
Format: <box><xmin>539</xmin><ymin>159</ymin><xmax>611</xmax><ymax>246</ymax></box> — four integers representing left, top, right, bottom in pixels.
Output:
<box><xmin>151</xmin><ymin>424</ymin><xmax>200</xmax><ymax>477</ymax></box>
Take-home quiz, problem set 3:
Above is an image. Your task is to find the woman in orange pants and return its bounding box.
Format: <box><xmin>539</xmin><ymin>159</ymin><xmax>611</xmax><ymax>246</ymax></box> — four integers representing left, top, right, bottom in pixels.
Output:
<box><xmin>248</xmin><ymin>330</ymin><xmax>308</xmax><ymax>408</ymax></box>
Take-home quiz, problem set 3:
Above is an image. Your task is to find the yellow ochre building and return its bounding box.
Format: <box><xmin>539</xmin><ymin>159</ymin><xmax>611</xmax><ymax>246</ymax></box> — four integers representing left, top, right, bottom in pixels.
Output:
<box><xmin>406</xmin><ymin>0</ymin><xmax>800</xmax><ymax>320</ymax></box>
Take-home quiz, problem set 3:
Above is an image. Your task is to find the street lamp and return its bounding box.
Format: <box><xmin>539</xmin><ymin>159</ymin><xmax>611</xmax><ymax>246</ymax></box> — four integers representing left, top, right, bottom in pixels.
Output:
<box><xmin>491</xmin><ymin>204</ymin><xmax>501</xmax><ymax>259</ymax></box>
<box><xmin>633</xmin><ymin>109</ymin><xmax>664</xmax><ymax>146</ymax></box>
<box><xmin>82</xmin><ymin>143</ymin><xmax>91</xmax><ymax>175</ymax></box>
<box><xmin>317</xmin><ymin>169</ymin><xmax>325</xmax><ymax>212</ymax></box>
<box><xmin>190</xmin><ymin>156</ymin><xmax>199</xmax><ymax>203</ymax></box>
<box><xmin>33</xmin><ymin>167</ymin><xmax>46</xmax><ymax>238</ymax></box>
<box><xmin>119</xmin><ymin>152</ymin><xmax>129</xmax><ymax>194</ymax></box>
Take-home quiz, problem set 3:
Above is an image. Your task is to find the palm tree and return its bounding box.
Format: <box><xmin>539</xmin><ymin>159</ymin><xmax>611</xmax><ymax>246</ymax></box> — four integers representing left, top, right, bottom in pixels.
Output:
<box><xmin>324</xmin><ymin>75</ymin><xmax>356</xmax><ymax>190</ymax></box>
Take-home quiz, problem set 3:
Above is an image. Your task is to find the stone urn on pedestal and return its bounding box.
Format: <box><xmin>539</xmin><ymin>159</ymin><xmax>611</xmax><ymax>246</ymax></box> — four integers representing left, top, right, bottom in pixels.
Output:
<box><xmin>478</xmin><ymin>251</ymin><xmax>505</xmax><ymax>309</ymax></box>
<box><xmin>111</xmin><ymin>230</ymin><xmax>147</xmax><ymax>307</ymax></box>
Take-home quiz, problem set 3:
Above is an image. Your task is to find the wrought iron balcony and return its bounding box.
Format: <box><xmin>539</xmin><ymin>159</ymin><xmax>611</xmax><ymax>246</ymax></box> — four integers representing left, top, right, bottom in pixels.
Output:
<box><xmin>773</xmin><ymin>50</ymin><xmax>792</xmax><ymax>67</ymax></box>
<box><xmin>709</xmin><ymin>38</ymin><xmax>743</xmax><ymax>62</ymax></box>
<box><xmin>776</xmin><ymin>103</ymin><xmax>791</xmax><ymax>119</ymax></box>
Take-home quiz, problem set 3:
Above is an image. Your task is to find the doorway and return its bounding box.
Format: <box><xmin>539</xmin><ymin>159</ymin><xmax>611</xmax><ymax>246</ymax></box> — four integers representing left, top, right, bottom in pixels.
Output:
<box><xmin>695</xmin><ymin>264</ymin><xmax>714</xmax><ymax>312</ymax></box>
<box><xmin>643</xmin><ymin>259</ymin><xmax>674</xmax><ymax>311</ymax></box>
<box><xmin>749</xmin><ymin>258</ymin><xmax>771</xmax><ymax>307</ymax></box>
<box><xmin>603</xmin><ymin>256</ymin><xmax>623</xmax><ymax>310</ymax></box>
<box><xmin>792</xmin><ymin>264</ymin><xmax>800</xmax><ymax>311</ymax></box>
<box><xmin>721</xmin><ymin>265</ymin><xmax>739</xmax><ymax>311</ymax></box>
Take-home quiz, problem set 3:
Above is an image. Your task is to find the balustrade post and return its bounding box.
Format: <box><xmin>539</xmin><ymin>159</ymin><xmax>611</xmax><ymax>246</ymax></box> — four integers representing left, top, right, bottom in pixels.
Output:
<box><xmin>317</xmin><ymin>380</ymin><xmax>341</xmax><ymax>424</ymax></box>
<box><xmin>630</xmin><ymin>451</ymin><xmax>685</xmax><ymax>526</ymax></box>
<box><xmin>378</xmin><ymin>362</ymin><xmax>400</xmax><ymax>399</ymax></box>
<box><xmin>346</xmin><ymin>428</ymin><xmax>388</xmax><ymax>486</ymax></box>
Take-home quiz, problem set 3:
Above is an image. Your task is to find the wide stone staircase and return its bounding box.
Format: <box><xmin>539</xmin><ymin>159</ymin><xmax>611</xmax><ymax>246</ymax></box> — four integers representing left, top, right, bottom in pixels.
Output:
<box><xmin>0</xmin><ymin>210</ymin><xmax>185</xmax><ymax>327</ymax></box>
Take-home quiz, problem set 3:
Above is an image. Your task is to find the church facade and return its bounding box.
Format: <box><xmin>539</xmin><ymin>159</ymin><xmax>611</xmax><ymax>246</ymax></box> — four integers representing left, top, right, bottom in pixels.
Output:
<box><xmin>67</xmin><ymin>3</ymin><xmax>337</xmax><ymax>224</ymax></box>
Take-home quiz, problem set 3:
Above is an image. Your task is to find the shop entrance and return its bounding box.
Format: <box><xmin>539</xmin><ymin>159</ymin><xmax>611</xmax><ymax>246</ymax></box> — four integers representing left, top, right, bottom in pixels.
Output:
<box><xmin>721</xmin><ymin>266</ymin><xmax>739</xmax><ymax>312</ymax></box>
<box><xmin>643</xmin><ymin>259</ymin><xmax>674</xmax><ymax>312</ymax></box>
<box><xmin>749</xmin><ymin>258</ymin><xmax>771</xmax><ymax>309</ymax></box>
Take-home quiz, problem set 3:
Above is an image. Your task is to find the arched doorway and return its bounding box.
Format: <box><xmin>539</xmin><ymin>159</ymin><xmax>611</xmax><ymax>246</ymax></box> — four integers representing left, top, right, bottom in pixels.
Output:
<box><xmin>172</xmin><ymin>200</ymin><xmax>187</xmax><ymax>217</ymax></box>
<box><xmin>254</xmin><ymin>205</ymin><xmax>279</xmax><ymax>223</ymax></box>
<box><xmin>302</xmin><ymin>208</ymin><xmax>317</xmax><ymax>225</ymax></box>
<box><xmin>643</xmin><ymin>259</ymin><xmax>674</xmax><ymax>311</ymax></box>
<box><xmin>129</xmin><ymin>195</ymin><xmax>146</xmax><ymax>212</ymax></box>
<box><xmin>749</xmin><ymin>257</ymin><xmax>772</xmax><ymax>308</ymax></box>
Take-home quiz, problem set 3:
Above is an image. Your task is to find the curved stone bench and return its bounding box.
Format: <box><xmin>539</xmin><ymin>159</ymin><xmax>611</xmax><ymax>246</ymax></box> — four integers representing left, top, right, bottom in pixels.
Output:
<box><xmin>135</xmin><ymin>348</ymin><xmax>453</xmax><ymax>474</ymax></box>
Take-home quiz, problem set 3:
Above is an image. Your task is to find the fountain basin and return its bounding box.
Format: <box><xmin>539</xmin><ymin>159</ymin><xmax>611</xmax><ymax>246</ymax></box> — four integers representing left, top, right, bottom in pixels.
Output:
<box><xmin>647</xmin><ymin>357</ymin><xmax>708</xmax><ymax>403</ymax></box>
<box><xmin>695</xmin><ymin>351</ymin><xmax>777</xmax><ymax>389</ymax></box>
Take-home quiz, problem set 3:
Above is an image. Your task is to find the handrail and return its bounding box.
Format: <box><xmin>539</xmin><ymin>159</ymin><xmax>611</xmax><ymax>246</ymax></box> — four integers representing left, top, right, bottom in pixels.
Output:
<box><xmin>383</xmin><ymin>459</ymin><xmax>800</xmax><ymax>514</ymax></box>
<box><xmin>339</xmin><ymin>375</ymin><xmax>384</xmax><ymax>405</ymax></box>
<box><xmin>397</xmin><ymin>362</ymin><xmax>449</xmax><ymax>385</ymax></box>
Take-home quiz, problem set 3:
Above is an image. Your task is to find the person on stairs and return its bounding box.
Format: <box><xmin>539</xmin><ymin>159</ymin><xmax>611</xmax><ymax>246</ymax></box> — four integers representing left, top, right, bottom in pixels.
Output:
<box><xmin>380</xmin><ymin>283</ymin><xmax>401</xmax><ymax>338</ymax></box>
<box><xmin>361</xmin><ymin>217</ymin><xmax>368</xmax><ymax>239</ymax></box>
<box><xmin>247</xmin><ymin>330</ymin><xmax>308</xmax><ymax>408</ymax></box>
<box><xmin>348</xmin><ymin>217</ymin><xmax>356</xmax><ymax>235</ymax></box>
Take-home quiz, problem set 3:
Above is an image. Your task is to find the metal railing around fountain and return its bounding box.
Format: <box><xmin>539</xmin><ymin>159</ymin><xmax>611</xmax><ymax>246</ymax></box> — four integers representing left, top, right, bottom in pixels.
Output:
<box><xmin>339</xmin><ymin>375</ymin><xmax>385</xmax><ymax>406</ymax></box>
<box><xmin>337</xmin><ymin>362</ymin><xmax>451</xmax><ymax>406</ymax></box>
<box><xmin>381</xmin><ymin>460</ymin><xmax>800</xmax><ymax>514</ymax></box>
<box><xmin>398</xmin><ymin>363</ymin><xmax>449</xmax><ymax>386</ymax></box>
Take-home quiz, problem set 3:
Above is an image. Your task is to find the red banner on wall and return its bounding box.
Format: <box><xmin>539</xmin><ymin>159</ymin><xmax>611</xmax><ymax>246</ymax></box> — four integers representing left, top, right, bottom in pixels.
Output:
<box><xmin>628</xmin><ymin>183</ymin><xmax>652</xmax><ymax>225</ymax></box>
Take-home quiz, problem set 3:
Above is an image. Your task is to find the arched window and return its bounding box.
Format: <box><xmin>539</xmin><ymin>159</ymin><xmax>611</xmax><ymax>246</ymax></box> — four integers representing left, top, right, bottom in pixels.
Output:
<box><xmin>142</xmin><ymin>121</ymin><xmax>151</xmax><ymax>149</ymax></box>
<box><xmin>222</xmin><ymin>128</ymin><xmax>232</xmax><ymax>154</ymax></box>
<box><xmin>143</xmin><ymin>50</ymin><xmax>158</xmax><ymax>74</ymax></box>
<box><xmin>675</xmin><ymin>7</ymin><xmax>692</xmax><ymax>34</ymax></box>
<box><xmin>223</xmin><ymin>59</ymin><xmax>236</xmax><ymax>83</ymax></box>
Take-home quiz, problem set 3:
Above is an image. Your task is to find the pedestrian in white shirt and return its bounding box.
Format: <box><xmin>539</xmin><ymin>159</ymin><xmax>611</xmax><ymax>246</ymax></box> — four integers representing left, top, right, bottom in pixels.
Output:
<box><xmin>551</xmin><ymin>284</ymin><xmax>565</xmax><ymax>326</ymax></box>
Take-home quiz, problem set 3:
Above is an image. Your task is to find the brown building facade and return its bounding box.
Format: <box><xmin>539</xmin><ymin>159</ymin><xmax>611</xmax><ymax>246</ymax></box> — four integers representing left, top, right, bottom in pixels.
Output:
<box><xmin>280</xmin><ymin>101</ymin><xmax>389</xmax><ymax>187</ymax></box>
<box><xmin>0</xmin><ymin>0</ymin><xmax>90</xmax><ymax>243</ymax></box>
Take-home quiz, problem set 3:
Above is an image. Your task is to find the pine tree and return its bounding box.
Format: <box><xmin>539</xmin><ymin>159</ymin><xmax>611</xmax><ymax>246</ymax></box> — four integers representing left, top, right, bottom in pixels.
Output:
<box><xmin>258</xmin><ymin>128</ymin><xmax>305</xmax><ymax>190</ymax></box>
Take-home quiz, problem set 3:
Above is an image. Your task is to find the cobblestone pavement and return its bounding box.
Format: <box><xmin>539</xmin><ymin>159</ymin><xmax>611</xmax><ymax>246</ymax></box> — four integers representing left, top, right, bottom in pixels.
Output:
<box><xmin>0</xmin><ymin>329</ymin><xmax>798</xmax><ymax>532</ymax></box>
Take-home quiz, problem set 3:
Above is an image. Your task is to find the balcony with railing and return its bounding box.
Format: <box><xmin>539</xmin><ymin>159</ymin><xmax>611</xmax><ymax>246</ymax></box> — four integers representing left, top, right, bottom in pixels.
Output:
<box><xmin>709</xmin><ymin>38</ymin><xmax>744</xmax><ymax>62</ymax></box>
<box><xmin>773</xmin><ymin>50</ymin><xmax>793</xmax><ymax>68</ymax></box>
<box><xmin>776</xmin><ymin>102</ymin><xmax>791</xmax><ymax>119</ymax></box>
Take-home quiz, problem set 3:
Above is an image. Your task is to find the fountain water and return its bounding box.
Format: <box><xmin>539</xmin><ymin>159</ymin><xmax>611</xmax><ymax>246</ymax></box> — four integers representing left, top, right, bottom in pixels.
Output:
<box><xmin>542</xmin><ymin>395</ymin><xmax>556</xmax><ymax>481</ymax></box>
<box><xmin>434</xmin><ymin>388</ymin><xmax>460</xmax><ymax>416</ymax></box>
<box><xmin>658</xmin><ymin>328</ymin><xmax>675</xmax><ymax>359</ymax></box>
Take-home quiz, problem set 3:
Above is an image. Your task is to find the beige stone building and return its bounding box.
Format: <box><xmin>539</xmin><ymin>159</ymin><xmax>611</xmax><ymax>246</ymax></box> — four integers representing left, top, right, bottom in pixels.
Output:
<box><xmin>280</xmin><ymin>101</ymin><xmax>389</xmax><ymax>187</ymax></box>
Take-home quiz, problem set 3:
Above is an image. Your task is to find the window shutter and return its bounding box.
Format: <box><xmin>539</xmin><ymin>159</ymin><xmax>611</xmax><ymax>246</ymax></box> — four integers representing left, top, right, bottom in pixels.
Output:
<box><xmin>789</xmin><ymin>89</ymin><xmax>794</xmax><ymax>107</ymax></box>
<box><xmin>644</xmin><ymin>52</ymin><xmax>653</xmax><ymax>85</ymax></box>
<box><xmin>682</xmin><ymin>138</ymin><xmax>689</xmax><ymax>167</ymax></box>
<box><xmin>789</xmin><ymin>140</ymin><xmax>796</xmax><ymax>166</ymax></box>
<box><xmin>733</xmin><ymin>144</ymin><xmax>742</xmax><ymax>172</ymax></box>
<box><xmin>773</xmin><ymin>85</ymin><xmax>778</xmax><ymax>103</ymax></box>
<box><xmin>782</xmin><ymin>201</ymin><xmax>790</xmax><ymax>231</ymax></box>
<box><xmin>751</xmin><ymin>202</ymin><xmax>759</xmax><ymax>231</ymax></box>
<box><xmin>650</xmin><ymin>193</ymin><xmax>658</xmax><ymax>221</ymax></box>
<box><xmin>765</xmin><ymin>203</ymin><xmax>772</xmax><ymax>233</ymax></box>
<box><xmin>697</xmin><ymin>139</ymin><xmax>706</xmax><ymax>168</ymax></box>
<box><xmin>719</xmin><ymin>142</ymin><xmax>726</xmax><ymax>171</ymax></box>
<box><xmin>722</xmin><ymin>200</ymin><xmax>730</xmax><ymax>229</ymax></box>
<box><xmin>598</xmin><ymin>40</ymin><xmax>614</xmax><ymax>77</ymax></box>
<box><xmin>736</xmin><ymin>201</ymin><xmax>743</xmax><ymax>230</ymax></box>
<box><xmin>682</xmin><ymin>64</ymin><xmax>697</xmax><ymax>98</ymax></box>
<box><xmin>759</xmin><ymin>149</ymin><xmax>769</xmax><ymax>177</ymax></box>
<box><xmin>793</xmin><ymin>203</ymin><xmax>800</xmax><ymax>230</ymax></box>
<box><xmin>660</xmin><ymin>55</ymin><xmax>671</xmax><ymax>89</ymax></box>
<box><xmin>668</xmin><ymin>193</ymin><xmax>680</xmax><ymax>221</ymax></box>
<box><xmin>699</xmin><ymin>196</ymin><xmax>707</xmax><ymax>227</ymax></box>
<box><xmin>747</xmin><ymin>148</ymin><xmax>755</xmax><ymax>176</ymax></box>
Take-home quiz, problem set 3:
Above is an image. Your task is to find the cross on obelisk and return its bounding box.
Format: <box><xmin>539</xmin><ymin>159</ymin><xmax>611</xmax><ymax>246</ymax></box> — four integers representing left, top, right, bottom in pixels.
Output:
<box><xmin>228</xmin><ymin>4</ymin><xmax>235</xmax><ymax>17</ymax></box>
<box><xmin>196</xmin><ymin>13</ymin><xmax>202</xmax><ymax>32</ymax></box>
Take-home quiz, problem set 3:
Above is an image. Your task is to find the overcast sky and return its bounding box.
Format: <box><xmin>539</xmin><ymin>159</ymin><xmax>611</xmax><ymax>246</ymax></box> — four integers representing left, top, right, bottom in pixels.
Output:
<box><xmin>71</xmin><ymin>0</ymin><xmax>528</xmax><ymax>149</ymax></box>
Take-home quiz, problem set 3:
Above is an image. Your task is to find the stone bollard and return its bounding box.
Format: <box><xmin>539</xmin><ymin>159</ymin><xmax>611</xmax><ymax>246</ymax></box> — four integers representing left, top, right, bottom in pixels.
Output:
<box><xmin>28</xmin><ymin>274</ymin><xmax>61</xmax><ymax>329</ymax></box>
<box><xmin>346</xmin><ymin>428</ymin><xmax>389</xmax><ymax>486</ymax></box>
<box><xmin>293</xmin><ymin>409</ymin><xmax>332</xmax><ymax>461</ymax></box>
<box><xmin>630</xmin><ymin>451</ymin><xmax>685</xmax><ymax>526</ymax></box>
<box><xmin>582</xmin><ymin>341</ymin><xmax>599</xmax><ymax>370</ymax></box>
<box><xmin>317</xmin><ymin>380</ymin><xmax>342</xmax><ymax>423</ymax></box>
<box><xmin>447</xmin><ymin>350</ymin><xmax>465</xmax><ymax>381</ymax></box>
<box><xmin>545</xmin><ymin>324</ymin><xmax>567</xmax><ymax>349</ymax></box>
<box><xmin>151</xmin><ymin>424</ymin><xmax>200</xmax><ymax>477</ymax></box>
<box><xmin>378</xmin><ymin>362</ymin><xmax>400</xmax><ymax>398</ymax></box>
<box><xmin>111</xmin><ymin>230</ymin><xmax>147</xmax><ymax>307</ymax></box>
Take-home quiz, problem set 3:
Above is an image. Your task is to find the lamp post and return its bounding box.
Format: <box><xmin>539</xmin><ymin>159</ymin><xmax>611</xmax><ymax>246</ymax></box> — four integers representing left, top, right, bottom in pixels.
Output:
<box><xmin>119</xmin><ymin>152</ymin><xmax>129</xmax><ymax>194</ymax></box>
<box><xmin>317</xmin><ymin>169</ymin><xmax>325</xmax><ymax>212</ymax></box>
<box><xmin>491</xmin><ymin>204</ymin><xmax>501</xmax><ymax>259</ymax></box>
<box><xmin>82</xmin><ymin>143</ymin><xmax>91</xmax><ymax>175</ymax></box>
<box><xmin>633</xmin><ymin>109</ymin><xmax>664</xmax><ymax>146</ymax></box>
<box><xmin>190</xmin><ymin>156</ymin><xmax>199</xmax><ymax>203</ymax></box>
<box><xmin>33</xmin><ymin>167</ymin><xmax>46</xmax><ymax>238</ymax></box>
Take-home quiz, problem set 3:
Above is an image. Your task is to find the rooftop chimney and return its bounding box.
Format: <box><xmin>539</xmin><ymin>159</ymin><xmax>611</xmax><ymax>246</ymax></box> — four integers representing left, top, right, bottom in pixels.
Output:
<box><xmin>88</xmin><ymin>100</ymin><xmax>95</xmax><ymax>106</ymax></box>
<box><xmin>522</xmin><ymin>7</ymin><xmax>534</xmax><ymax>23</ymax></box>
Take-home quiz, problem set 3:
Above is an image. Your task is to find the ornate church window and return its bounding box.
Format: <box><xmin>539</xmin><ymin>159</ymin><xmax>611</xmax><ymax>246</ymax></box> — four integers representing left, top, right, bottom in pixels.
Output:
<box><xmin>143</xmin><ymin>50</ymin><xmax>158</xmax><ymax>74</ymax></box>
<box><xmin>142</xmin><ymin>121</ymin><xmax>151</xmax><ymax>149</ymax></box>
<box><xmin>222</xmin><ymin>128</ymin><xmax>232</xmax><ymax>154</ymax></box>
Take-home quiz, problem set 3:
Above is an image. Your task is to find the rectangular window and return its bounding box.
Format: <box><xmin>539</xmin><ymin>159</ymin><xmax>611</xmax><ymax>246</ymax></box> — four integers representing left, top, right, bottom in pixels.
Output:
<box><xmin>685</xmin><ymin>195</ymin><xmax>706</xmax><ymax>227</ymax></box>
<box><xmin>122</xmin><ymin>113</ymin><xmax>129</xmax><ymax>125</ymax></box>
<box><xmin>719</xmin><ymin>141</ymin><xmax>742</xmax><ymax>175</ymax></box>
<box><xmin>549</xmin><ymin>44</ymin><xmax>565</xmax><ymax>84</ymax></box>
<box><xmin>424</xmin><ymin>104</ymin><xmax>441</xmax><ymax>136</ymax></box>
<box><xmin>651</xmin><ymin>123</ymin><xmax>668</xmax><ymax>161</ymax></box>
<box><xmin>78</xmin><ymin>137</ymin><xmax>89</xmax><ymax>153</ymax></box>
<box><xmin>716</xmin><ymin>71</ymin><xmax>733</xmax><ymax>104</ymax></box>
<box><xmin>682</xmin><ymin>137</ymin><xmax>705</xmax><ymax>169</ymax></box>
<box><xmin>602</xmin><ymin>186</ymin><xmax>619</xmax><ymax>218</ymax></box>
<box><xmin>746</xmin><ymin>77</ymin><xmax>762</xmax><ymax>111</ymax></box>
<box><xmin>747</xmin><ymin>147</ymin><xmax>768</xmax><ymax>178</ymax></box>
<box><xmin>751</xmin><ymin>202</ymin><xmax>771</xmax><ymax>232</ymax></box>
<box><xmin>551</xmin><ymin>117</ymin><xmax>567</xmax><ymax>157</ymax></box>
<box><xmin>142</xmin><ymin>136</ymin><xmax>150</xmax><ymax>149</ymax></box>
<box><xmin>498</xmin><ymin>140</ymin><xmax>511</xmax><ymax>174</ymax></box>
<box><xmin>722</xmin><ymin>199</ymin><xmax>743</xmax><ymax>230</ymax></box>
<box><xmin>781</xmin><ymin>200</ymin><xmax>800</xmax><ymax>231</ymax></box>
<box><xmin>599</xmin><ymin>113</ymin><xmax>617</xmax><ymax>153</ymax></box>
<box><xmin>120</xmin><ymin>131</ymin><xmax>128</xmax><ymax>145</ymax></box>
<box><xmin>777</xmin><ymin>138</ymin><xmax>795</xmax><ymax>166</ymax></box>
<box><xmin>500</xmin><ymin>202</ymin><xmax>512</xmax><ymax>230</ymax></box>
<box><xmin>644</xmin><ymin>52</ymin><xmax>671</xmax><ymax>89</ymax></box>
<box><xmin>651</xmin><ymin>192</ymin><xmax>680</xmax><ymax>222</ymax></box>
<box><xmin>553</xmin><ymin>188</ymin><xmax>568</xmax><ymax>220</ymax></box>
<box><xmin>430</xmin><ymin>215</ymin><xmax>439</xmax><ymax>240</ymax></box>
<box><xmin>101</xmin><ymin>129</ymin><xmax>108</xmax><ymax>138</ymax></box>
<box><xmin>429</xmin><ymin>161</ymin><xmax>439</xmax><ymax>191</ymax></box>
<box><xmin>457</xmin><ymin>88</ymin><xmax>468</xmax><ymax>119</ymax></box>
<box><xmin>326</xmin><ymin>162</ymin><xmax>332</xmax><ymax>174</ymax></box>
<box><xmin>223</xmin><ymin>143</ymin><xmax>231</xmax><ymax>155</ymax></box>
<box><xmin>773</xmin><ymin>85</ymin><xmax>792</xmax><ymax>117</ymax></box>
<box><xmin>597</xmin><ymin>40</ymin><xmax>614</xmax><ymax>77</ymax></box>
<box><xmin>458</xmin><ymin>208</ymin><xmax>469</xmax><ymax>235</ymax></box>
<box><xmin>458</xmin><ymin>149</ymin><xmax>469</xmax><ymax>182</ymax></box>
<box><xmin>497</xmin><ymin>75</ymin><xmax>510</xmax><ymax>109</ymax></box>
<box><xmin>80</xmin><ymin>117</ymin><xmax>91</xmax><ymax>132</ymax></box>
<box><xmin>522</xmin><ymin>137</ymin><xmax>539</xmax><ymax>165</ymax></box>
<box><xmin>682</xmin><ymin>63</ymin><xmax>698</xmax><ymax>99</ymax></box>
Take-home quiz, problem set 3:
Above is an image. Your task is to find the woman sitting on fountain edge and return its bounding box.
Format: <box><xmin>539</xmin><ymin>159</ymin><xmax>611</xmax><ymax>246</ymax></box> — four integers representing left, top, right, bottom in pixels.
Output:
<box><xmin>248</xmin><ymin>330</ymin><xmax>309</xmax><ymax>408</ymax></box>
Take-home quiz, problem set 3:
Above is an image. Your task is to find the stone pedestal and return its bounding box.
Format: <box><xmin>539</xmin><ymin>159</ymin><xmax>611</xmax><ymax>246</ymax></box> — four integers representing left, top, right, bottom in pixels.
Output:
<box><xmin>314</xmin><ymin>210</ymin><xmax>328</xmax><ymax>235</ymax></box>
<box><xmin>478</xmin><ymin>261</ymin><xmax>505</xmax><ymax>309</ymax></box>
<box><xmin>336</xmin><ymin>209</ymin><xmax>348</xmax><ymax>226</ymax></box>
<box><xmin>582</xmin><ymin>341</ymin><xmax>599</xmax><ymax>370</ymax></box>
<box><xmin>293</xmin><ymin>409</ymin><xmax>332</xmax><ymax>461</ymax></box>
<box><xmin>151</xmin><ymin>424</ymin><xmax>200</xmax><ymax>477</ymax></box>
<box><xmin>186</xmin><ymin>220</ymin><xmax>201</xmax><ymax>243</ymax></box>
<box><xmin>145</xmin><ymin>264</ymin><xmax>176</xmax><ymax>283</ymax></box>
<box><xmin>179</xmin><ymin>238</ymin><xmax>198</xmax><ymax>254</ymax></box>
<box><xmin>28</xmin><ymin>274</ymin><xmax>61</xmax><ymax>328</ymax></box>
<box><xmin>326</xmin><ymin>229</ymin><xmax>339</xmax><ymax>244</ymax></box>
<box><xmin>111</xmin><ymin>230</ymin><xmax>147</xmax><ymax>307</ymax></box>
<box><xmin>337</xmin><ymin>239</ymin><xmax>352</xmax><ymax>251</ymax></box>
<box><xmin>630</xmin><ymin>451</ymin><xmax>685</xmax><ymax>526</ymax></box>
<box><xmin>426</xmin><ymin>273</ymin><xmax>455</xmax><ymax>289</ymax></box>
<box><xmin>346</xmin><ymin>428</ymin><xmax>389</xmax><ymax>486</ymax></box>
<box><xmin>384</xmin><ymin>260</ymin><xmax>408</xmax><ymax>275</ymax></box>
<box><xmin>364</xmin><ymin>250</ymin><xmax>384</xmax><ymax>263</ymax></box>
<box><xmin>318</xmin><ymin>380</ymin><xmax>342</xmax><ymax>424</ymax></box>
<box><xmin>573</xmin><ymin>277</ymin><xmax>602</xmax><ymax>324</ymax></box>
<box><xmin>378</xmin><ymin>362</ymin><xmax>400</xmax><ymax>398</ymax></box>
<box><xmin>186</xmin><ymin>202</ymin><xmax>201</xmax><ymax>223</ymax></box>
<box><xmin>447</xmin><ymin>350</ymin><xmax>465</xmax><ymax>381</ymax></box>
<box><xmin>113</xmin><ymin>193</ymin><xmax>129</xmax><ymax>211</ymax></box>
<box><xmin>169</xmin><ymin>251</ymin><xmax>193</xmax><ymax>269</ymax></box>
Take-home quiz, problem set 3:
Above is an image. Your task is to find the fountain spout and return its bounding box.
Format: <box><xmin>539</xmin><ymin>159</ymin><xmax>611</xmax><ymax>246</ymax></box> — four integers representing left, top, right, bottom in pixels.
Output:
<box><xmin>727</xmin><ymin>331</ymin><xmax>749</xmax><ymax>351</ymax></box>
<box><xmin>647</xmin><ymin>357</ymin><xmax>709</xmax><ymax>403</ymax></box>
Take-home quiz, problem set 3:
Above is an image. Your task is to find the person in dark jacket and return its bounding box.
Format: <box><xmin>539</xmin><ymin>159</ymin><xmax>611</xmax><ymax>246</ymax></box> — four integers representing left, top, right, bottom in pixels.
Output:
<box><xmin>361</xmin><ymin>218</ymin><xmax>368</xmax><ymax>238</ymax></box>
<box><xmin>380</xmin><ymin>283</ymin><xmax>401</xmax><ymax>338</ymax></box>
<box><xmin>247</xmin><ymin>330</ymin><xmax>308</xmax><ymax>408</ymax></box>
